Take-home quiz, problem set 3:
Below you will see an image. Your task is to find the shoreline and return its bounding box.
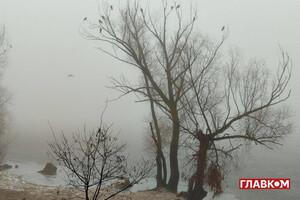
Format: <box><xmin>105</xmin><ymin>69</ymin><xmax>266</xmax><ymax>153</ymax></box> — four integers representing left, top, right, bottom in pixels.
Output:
<box><xmin>0</xmin><ymin>160</ymin><xmax>240</xmax><ymax>200</ymax></box>
<box><xmin>0</xmin><ymin>173</ymin><xmax>185</xmax><ymax>200</ymax></box>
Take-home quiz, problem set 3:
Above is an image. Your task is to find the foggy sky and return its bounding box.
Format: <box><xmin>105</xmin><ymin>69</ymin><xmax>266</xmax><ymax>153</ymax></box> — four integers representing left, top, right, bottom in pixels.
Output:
<box><xmin>0</xmin><ymin>0</ymin><xmax>299</xmax><ymax>166</ymax></box>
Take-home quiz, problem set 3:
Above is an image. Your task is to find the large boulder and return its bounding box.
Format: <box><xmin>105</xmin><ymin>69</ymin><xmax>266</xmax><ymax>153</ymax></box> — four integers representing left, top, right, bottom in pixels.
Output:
<box><xmin>0</xmin><ymin>164</ymin><xmax>12</xmax><ymax>171</ymax></box>
<box><xmin>38</xmin><ymin>162</ymin><xmax>57</xmax><ymax>175</ymax></box>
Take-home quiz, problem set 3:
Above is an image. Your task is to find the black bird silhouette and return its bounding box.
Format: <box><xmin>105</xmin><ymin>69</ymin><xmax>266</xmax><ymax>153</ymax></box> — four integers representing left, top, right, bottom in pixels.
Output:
<box><xmin>83</xmin><ymin>17</ymin><xmax>87</xmax><ymax>21</ymax></box>
<box><xmin>176</xmin><ymin>5</ymin><xmax>180</xmax><ymax>9</ymax></box>
<box><xmin>110</xmin><ymin>5</ymin><xmax>113</xmax><ymax>10</ymax></box>
<box><xmin>68</xmin><ymin>74</ymin><xmax>74</xmax><ymax>77</ymax></box>
<box><xmin>221</xmin><ymin>26</ymin><xmax>225</xmax><ymax>31</ymax></box>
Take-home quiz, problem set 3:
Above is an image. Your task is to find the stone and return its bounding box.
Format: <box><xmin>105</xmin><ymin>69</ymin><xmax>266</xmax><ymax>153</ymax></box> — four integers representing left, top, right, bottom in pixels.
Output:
<box><xmin>38</xmin><ymin>162</ymin><xmax>57</xmax><ymax>175</ymax></box>
<box><xmin>0</xmin><ymin>164</ymin><xmax>12</xmax><ymax>171</ymax></box>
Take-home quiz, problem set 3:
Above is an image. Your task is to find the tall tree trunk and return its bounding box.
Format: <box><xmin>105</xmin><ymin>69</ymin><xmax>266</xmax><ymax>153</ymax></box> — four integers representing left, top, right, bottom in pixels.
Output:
<box><xmin>85</xmin><ymin>185</ymin><xmax>90</xmax><ymax>200</ymax></box>
<box><xmin>145</xmin><ymin>75</ymin><xmax>167</xmax><ymax>188</ymax></box>
<box><xmin>187</xmin><ymin>135</ymin><xmax>209</xmax><ymax>200</ymax></box>
<box><xmin>150</xmin><ymin>121</ymin><xmax>166</xmax><ymax>188</ymax></box>
<box><xmin>167</xmin><ymin>109</ymin><xmax>180</xmax><ymax>192</ymax></box>
<box><xmin>151</xmin><ymin>112</ymin><xmax>166</xmax><ymax>188</ymax></box>
<box><xmin>155</xmin><ymin>149</ymin><xmax>164</xmax><ymax>187</ymax></box>
<box><xmin>161</xmin><ymin>150</ymin><xmax>167</xmax><ymax>184</ymax></box>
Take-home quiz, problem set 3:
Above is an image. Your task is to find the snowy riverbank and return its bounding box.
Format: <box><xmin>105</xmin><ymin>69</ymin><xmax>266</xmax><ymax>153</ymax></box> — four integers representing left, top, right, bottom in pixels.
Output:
<box><xmin>0</xmin><ymin>173</ymin><xmax>240</xmax><ymax>200</ymax></box>
<box><xmin>0</xmin><ymin>160</ymin><xmax>239</xmax><ymax>200</ymax></box>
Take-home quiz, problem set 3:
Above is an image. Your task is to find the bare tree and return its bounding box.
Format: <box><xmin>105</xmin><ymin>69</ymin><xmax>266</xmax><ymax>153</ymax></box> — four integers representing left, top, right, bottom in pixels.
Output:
<box><xmin>80</xmin><ymin>1</ymin><xmax>198</xmax><ymax>192</ymax></box>
<box><xmin>49</xmin><ymin>120</ymin><xmax>153</xmax><ymax>200</ymax></box>
<box><xmin>0</xmin><ymin>26</ymin><xmax>8</xmax><ymax>68</ymax></box>
<box><xmin>80</xmin><ymin>2</ymin><xmax>292</xmax><ymax>199</ymax></box>
<box><xmin>0</xmin><ymin>25</ymin><xmax>11</xmax><ymax>162</ymax></box>
<box><xmin>179</xmin><ymin>48</ymin><xmax>292</xmax><ymax>199</ymax></box>
<box><xmin>144</xmin><ymin>113</ymin><xmax>171</xmax><ymax>188</ymax></box>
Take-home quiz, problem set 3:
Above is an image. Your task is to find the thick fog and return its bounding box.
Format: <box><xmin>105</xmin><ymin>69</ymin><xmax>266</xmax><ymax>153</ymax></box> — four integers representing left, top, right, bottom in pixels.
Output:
<box><xmin>0</xmin><ymin>0</ymin><xmax>299</xmax><ymax>193</ymax></box>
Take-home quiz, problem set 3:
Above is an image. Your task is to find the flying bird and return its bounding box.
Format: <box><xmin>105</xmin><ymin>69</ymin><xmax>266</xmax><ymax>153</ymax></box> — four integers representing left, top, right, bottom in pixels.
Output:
<box><xmin>68</xmin><ymin>74</ymin><xmax>74</xmax><ymax>77</ymax></box>
<box><xmin>83</xmin><ymin>17</ymin><xmax>87</xmax><ymax>21</ymax></box>
<box><xmin>221</xmin><ymin>26</ymin><xmax>225</xmax><ymax>31</ymax></box>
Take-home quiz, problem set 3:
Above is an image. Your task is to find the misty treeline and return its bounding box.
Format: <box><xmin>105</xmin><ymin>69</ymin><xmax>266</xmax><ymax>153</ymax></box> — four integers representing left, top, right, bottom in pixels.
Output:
<box><xmin>0</xmin><ymin>25</ymin><xmax>11</xmax><ymax>162</ymax></box>
<box><xmin>80</xmin><ymin>1</ymin><xmax>292</xmax><ymax>199</ymax></box>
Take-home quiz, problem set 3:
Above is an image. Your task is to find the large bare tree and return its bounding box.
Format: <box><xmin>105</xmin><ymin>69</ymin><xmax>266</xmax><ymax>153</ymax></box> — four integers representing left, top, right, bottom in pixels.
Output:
<box><xmin>81</xmin><ymin>1</ymin><xmax>198</xmax><ymax>192</ymax></box>
<box><xmin>179</xmin><ymin>48</ymin><xmax>292</xmax><ymax>199</ymax></box>
<box><xmin>80</xmin><ymin>2</ymin><xmax>292</xmax><ymax>199</ymax></box>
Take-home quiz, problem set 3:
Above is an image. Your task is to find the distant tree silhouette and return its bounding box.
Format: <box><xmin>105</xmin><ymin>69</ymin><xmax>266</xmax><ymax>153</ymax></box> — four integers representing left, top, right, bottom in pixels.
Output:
<box><xmin>144</xmin><ymin>115</ymin><xmax>172</xmax><ymax>188</ymax></box>
<box><xmin>0</xmin><ymin>25</ymin><xmax>11</xmax><ymax>162</ymax></box>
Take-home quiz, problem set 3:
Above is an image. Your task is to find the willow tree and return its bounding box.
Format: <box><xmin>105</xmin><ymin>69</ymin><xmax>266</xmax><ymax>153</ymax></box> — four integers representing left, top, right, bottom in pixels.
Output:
<box><xmin>179</xmin><ymin>48</ymin><xmax>292</xmax><ymax>199</ymax></box>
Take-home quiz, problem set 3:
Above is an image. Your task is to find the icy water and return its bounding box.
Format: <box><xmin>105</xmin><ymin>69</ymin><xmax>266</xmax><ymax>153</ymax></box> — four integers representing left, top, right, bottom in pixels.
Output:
<box><xmin>225</xmin><ymin>142</ymin><xmax>300</xmax><ymax>200</ymax></box>
<box><xmin>3</xmin><ymin>133</ymin><xmax>299</xmax><ymax>200</ymax></box>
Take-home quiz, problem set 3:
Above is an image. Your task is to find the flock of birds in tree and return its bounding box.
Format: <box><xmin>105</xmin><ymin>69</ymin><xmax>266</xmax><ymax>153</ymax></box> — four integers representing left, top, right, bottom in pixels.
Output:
<box><xmin>82</xmin><ymin>4</ymin><xmax>225</xmax><ymax>31</ymax></box>
<box><xmin>82</xmin><ymin>4</ymin><xmax>182</xmax><ymax>22</ymax></box>
<box><xmin>79</xmin><ymin>4</ymin><xmax>225</xmax><ymax>78</ymax></box>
